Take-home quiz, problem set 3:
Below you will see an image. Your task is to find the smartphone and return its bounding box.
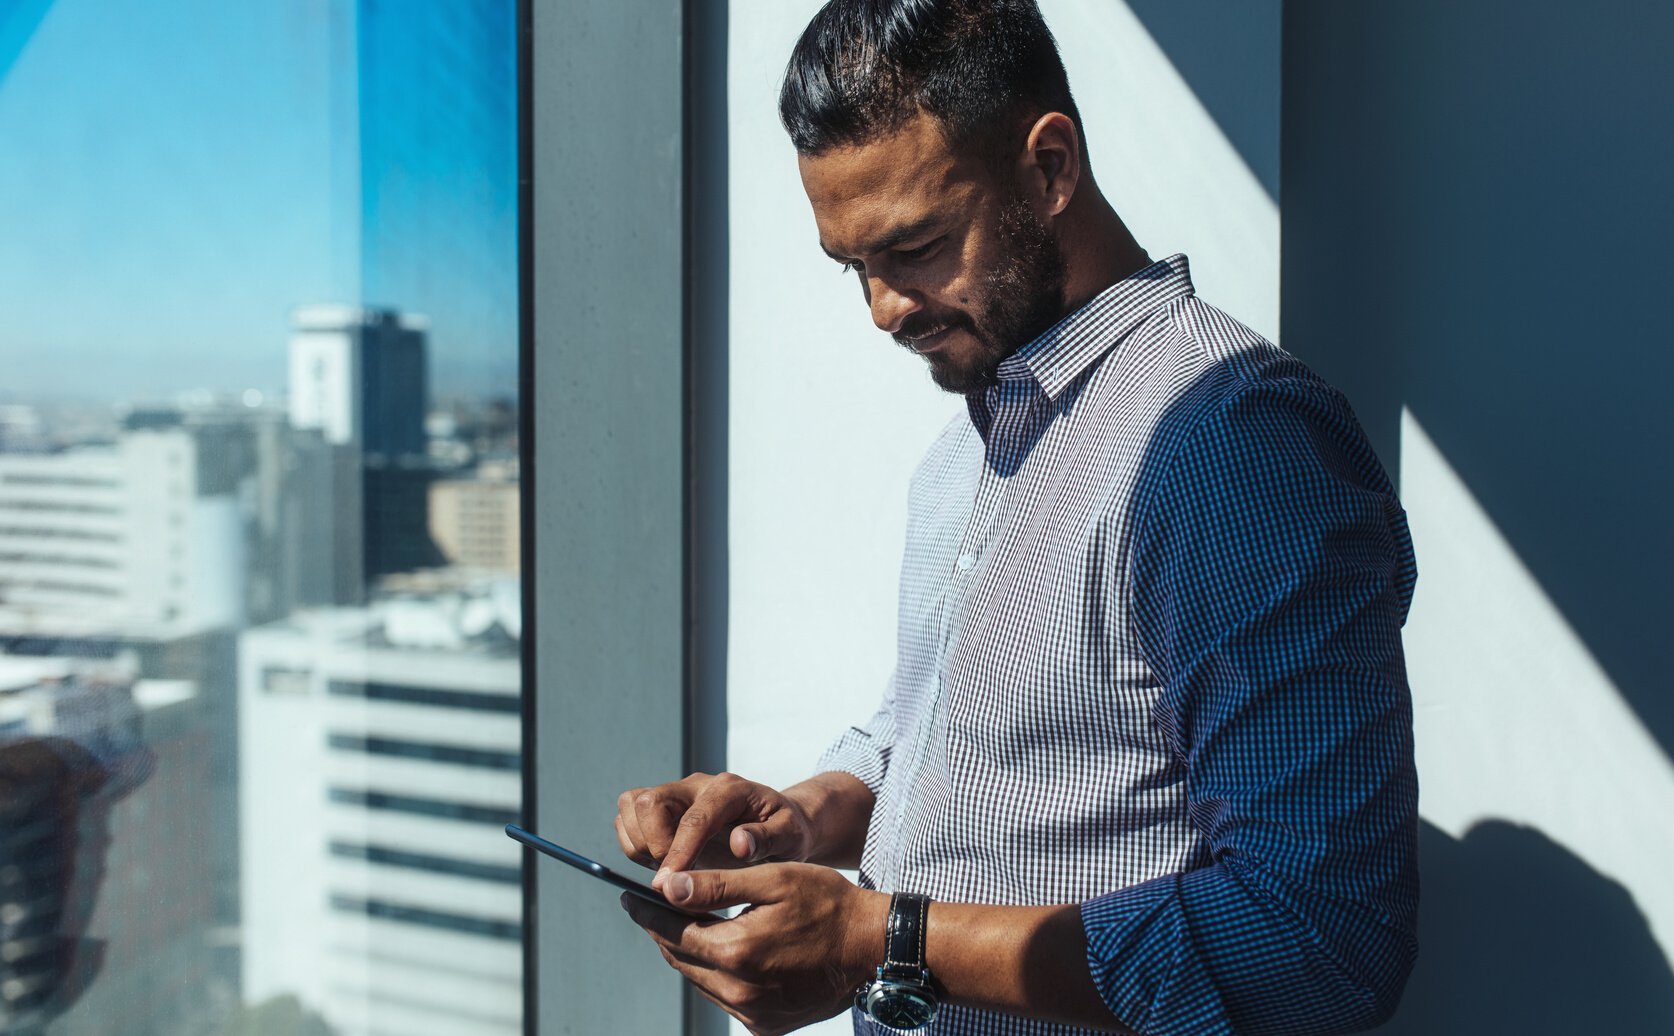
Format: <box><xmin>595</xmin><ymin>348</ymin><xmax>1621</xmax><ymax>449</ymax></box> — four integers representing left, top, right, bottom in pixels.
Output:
<box><xmin>504</xmin><ymin>823</ymin><xmax>723</xmax><ymax>920</ymax></box>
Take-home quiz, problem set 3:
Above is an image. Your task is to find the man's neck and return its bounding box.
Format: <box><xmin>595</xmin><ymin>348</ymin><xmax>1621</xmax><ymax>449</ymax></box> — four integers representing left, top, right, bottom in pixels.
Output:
<box><xmin>1056</xmin><ymin>185</ymin><xmax>1151</xmax><ymax>317</ymax></box>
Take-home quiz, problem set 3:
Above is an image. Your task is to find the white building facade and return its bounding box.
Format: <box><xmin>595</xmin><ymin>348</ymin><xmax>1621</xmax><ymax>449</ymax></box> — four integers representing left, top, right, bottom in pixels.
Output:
<box><xmin>0</xmin><ymin>427</ymin><xmax>244</xmax><ymax>639</ymax></box>
<box><xmin>238</xmin><ymin>596</ymin><xmax>522</xmax><ymax>1036</ymax></box>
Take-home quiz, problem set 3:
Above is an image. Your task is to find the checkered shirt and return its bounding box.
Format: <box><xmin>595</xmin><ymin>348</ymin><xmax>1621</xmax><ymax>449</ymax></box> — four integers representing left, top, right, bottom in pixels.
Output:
<box><xmin>819</xmin><ymin>254</ymin><xmax>1420</xmax><ymax>1035</ymax></box>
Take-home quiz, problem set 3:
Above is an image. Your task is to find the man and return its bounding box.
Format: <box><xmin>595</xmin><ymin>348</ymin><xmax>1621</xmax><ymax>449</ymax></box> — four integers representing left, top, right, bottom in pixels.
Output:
<box><xmin>617</xmin><ymin>2</ymin><xmax>1419</xmax><ymax>1033</ymax></box>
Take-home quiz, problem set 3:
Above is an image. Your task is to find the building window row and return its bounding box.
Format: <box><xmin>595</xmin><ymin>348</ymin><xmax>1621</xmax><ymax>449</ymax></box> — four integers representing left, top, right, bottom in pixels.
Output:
<box><xmin>327</xmin><ymin>733</ymin><xmax>519</xmax><ymax>771</ymax></box>
<box><xmin>0</xmin><ymin>552</ymin><xmax>121</xmax><ymax>570</ymax></box>
<box><xmin>0</xmin><ymin>501</ymin><xmax>120</xmax><ymax>516</ymax></box>
<box><xmin>0</xmin><ymin>526</ymin><xmax>122</xmax><ymax>544</ymax></box>
<box><xmin>328</xmin><ymin>840</ymin><xmax>521</xmax><ymax>885</ymax></box>
<box><xmin>327</xmin><ymin>679</ymin><xmax>519</xmax><ymax>714</ymax></box>
<box><xmin>0</xmin><ymin>474</ymin><xmax>120</xmax><ymax>489</ymax></box>
<box><xmin>327</xmin><ymin>894</ymin><xmax>521</xmax><ymax>942</ymax></box>
<box><xmin>0</xmin><ymin>579</ymin><xmax>121</xmax><ymax>598</ymax></box>
<box><xmin>327</xmin><ymin>787</ymin><xmax>518</xmax><ymax>827</ymax></box>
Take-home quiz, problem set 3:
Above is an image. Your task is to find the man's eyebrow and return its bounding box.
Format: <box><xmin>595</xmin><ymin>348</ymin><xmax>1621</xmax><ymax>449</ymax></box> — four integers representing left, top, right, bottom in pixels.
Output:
<box><xmin>820</xmin><ymin>216</ymin><xmax>944</xmax><ymax>262</ymax></box>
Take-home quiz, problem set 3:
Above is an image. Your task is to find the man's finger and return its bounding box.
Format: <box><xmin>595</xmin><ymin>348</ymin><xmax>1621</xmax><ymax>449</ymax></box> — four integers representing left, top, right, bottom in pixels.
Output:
<box><xmin>616</xmin><ymin>788</ymin><xmax>655</xmax><ymax>862</ymax></box>
<box><xmin>653</xmin><ymin>945</ymin><xmax>755</xmax><ymax>1032</ymax></box>
<box><xmin>728</xmin><ymin>808</ymin><xmax>801</xmax><ymax>863</ymax></box>
<box><xmin>613</xmin><ymin>814</ymin><xmax>649</xmax><ymax>866</ymax></box>
<box><xmin>633</xmin><ymin>789</ymin><xmax>692</xmax><ymax>865</ymax></box>
<box><xmin>621</xmin><ymin>891</ymin><xmax>726</xmax><ymax>961</ymax></box>
<box><xmin>664</xmin><ymin>863</ymin><xmax>784</xmax><ymax>912</ymax></box>
<box><xmin>657</xmin><ymin>777</ymin><xmax>758</xmax><ymax>883</ymax></box>
<box><xmin>622</xmin><ymin>894</ymin><xmax>748</xmax><ymax>1014</ymax></box>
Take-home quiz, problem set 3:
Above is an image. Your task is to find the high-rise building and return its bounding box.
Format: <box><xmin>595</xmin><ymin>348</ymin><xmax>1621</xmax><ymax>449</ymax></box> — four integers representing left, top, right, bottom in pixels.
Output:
<box><xmin>238</xmin><ymin>582</ymin><xmax>521</xmax><ymax>1036</ymax></box>
<box><xmin>0</xmin><ymin>425</ymin><xmax>245</xmax><ymax>640</ymax></box>
<box><xmin>289</xmin><ymin>306</ymin><xmax>428</xmax><ymax>460</ymax></box>
<box><xmin>428</xmin><ymin>461</ymin><xmax>520</xmax><ymax>574</ymax></box>
<box><xmin>286</xmin><ymin>306</ymin><xmax>445</xmax><ymax>602</ymax></box>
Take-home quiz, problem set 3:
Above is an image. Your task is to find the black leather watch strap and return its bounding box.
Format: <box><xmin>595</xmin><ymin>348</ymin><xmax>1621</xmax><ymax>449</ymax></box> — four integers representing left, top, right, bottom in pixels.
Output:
<box><xmin>882</xmin><ymin>892</ymin><xmax>931</xmax><ymax>973</ymax></box>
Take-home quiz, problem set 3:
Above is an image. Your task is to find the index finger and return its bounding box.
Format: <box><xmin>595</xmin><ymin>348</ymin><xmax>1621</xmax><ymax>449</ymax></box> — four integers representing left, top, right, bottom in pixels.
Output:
<box><xmin>658</xmin><ymin>773</ymin><xmax>761</xmax><ymax>882</ymax></box>
<box><xmin>628</xmin><ymin>776</ymin><xmax>705</xmax><ymax>866</ymax></box>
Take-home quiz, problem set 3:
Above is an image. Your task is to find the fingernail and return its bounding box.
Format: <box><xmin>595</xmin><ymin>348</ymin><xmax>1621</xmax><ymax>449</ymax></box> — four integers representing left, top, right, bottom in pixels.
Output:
<box><xmin>668</xmin><ymin>872</ymin><xmax>693</xmax><ymax>904</ymax></box>
<box><xmin>740</xmin><ymin>831</ymin><xmax>758</xmax><ymax>859</ymax></box>
<box><xmin>653</xmin><ymin>867</ymin><xmax>670</xmax><ymax>890</ymax></box>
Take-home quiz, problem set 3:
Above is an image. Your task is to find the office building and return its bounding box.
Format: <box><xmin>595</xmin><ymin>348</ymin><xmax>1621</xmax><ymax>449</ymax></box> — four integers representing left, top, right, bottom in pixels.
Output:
<box><xmin>238</xmin><ymin>581</ymin><xmax>521</xmax><ymax>1036</ymax></box>
<box><xmin>289</xmin><ymin>306</ymin><xmax>428</xmax><ymax>461</ymax></box>
<box><xmin>0</xmin><ymin>424</ymin><xmax>245</xmax><ymax>641</ymax></box>
<box><xmin>428</xmin><ymin>461</ymin><xmax>519</xmax><ymax>574</ymax></box>
<box><xmin>287</xmin><ymin>307</ymin><xmax>445</xmax><ymax>602</ymax></box>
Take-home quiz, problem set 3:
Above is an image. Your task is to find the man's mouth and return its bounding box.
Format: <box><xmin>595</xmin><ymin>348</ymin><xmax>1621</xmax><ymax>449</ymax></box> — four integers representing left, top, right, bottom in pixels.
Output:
<box><xmin>900</xmin><ymin>325</ymin><xmax>953</xmax><ymax>355</ymax></box>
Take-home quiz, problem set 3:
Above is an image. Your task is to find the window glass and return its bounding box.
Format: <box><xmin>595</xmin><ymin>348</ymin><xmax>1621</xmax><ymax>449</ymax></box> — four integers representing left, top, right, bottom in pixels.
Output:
<box><xmin>0</xmin><ymin>2</ymin><xmax>521</xmax><ymax>1033</ymax></box>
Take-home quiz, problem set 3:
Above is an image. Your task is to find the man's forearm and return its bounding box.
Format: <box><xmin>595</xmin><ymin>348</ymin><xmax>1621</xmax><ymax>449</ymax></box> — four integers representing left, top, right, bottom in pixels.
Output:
<box><xmin>782</xmin><ymin>770</ymin><xmax>874</xmax><ymax>869</ymax></box>
<box><xmin>913</xmin><ymin>900</ymin><xmax>1133</xmax><ymax>1034</ymax></box>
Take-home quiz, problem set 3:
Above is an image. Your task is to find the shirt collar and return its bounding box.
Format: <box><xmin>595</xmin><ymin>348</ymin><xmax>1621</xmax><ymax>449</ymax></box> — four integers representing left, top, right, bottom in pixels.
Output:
<box><xmin>989</xmin><ymin>252</ymin><xmax>1196</xmax><ymax>402</ymax></box>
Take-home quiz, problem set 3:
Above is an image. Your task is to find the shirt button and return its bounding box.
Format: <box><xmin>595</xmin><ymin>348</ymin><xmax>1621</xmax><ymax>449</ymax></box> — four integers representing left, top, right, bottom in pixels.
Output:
<box><xmin>956</xmin><ymin>553</ymin><xmax>976</xmax><ymax>571</ymax></box>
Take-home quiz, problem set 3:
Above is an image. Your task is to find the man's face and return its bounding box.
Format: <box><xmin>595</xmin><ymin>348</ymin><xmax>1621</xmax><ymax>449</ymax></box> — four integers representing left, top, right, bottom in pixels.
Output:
<box><xmin>798</xmin><ymin>113</ymin><xmax>1068</xmax><ymax>394</ymax></box>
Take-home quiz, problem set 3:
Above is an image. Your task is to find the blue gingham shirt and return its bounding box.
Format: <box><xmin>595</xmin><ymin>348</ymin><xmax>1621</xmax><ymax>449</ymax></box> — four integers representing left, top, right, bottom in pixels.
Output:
<box><xmin>820</xmin><ymin>255</ymin><xmax>1420</xmax><ymax>1035</ymax></box>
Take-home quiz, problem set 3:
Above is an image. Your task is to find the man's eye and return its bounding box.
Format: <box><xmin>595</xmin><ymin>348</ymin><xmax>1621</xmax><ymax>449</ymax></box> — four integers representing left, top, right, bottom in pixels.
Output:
<box><xmin>896</xmin><ymin>239</ymin><xmax>941</xmax><ymax>263</ymax></box>
<box><xmin>840</xmin><ymin>261</ymin><xmax>863</xmax><ymax>276</ymax></box>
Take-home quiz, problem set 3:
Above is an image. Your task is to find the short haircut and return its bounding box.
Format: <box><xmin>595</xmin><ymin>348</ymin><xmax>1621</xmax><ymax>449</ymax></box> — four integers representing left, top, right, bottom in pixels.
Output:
<box><xmin>778</xmin><ymin>0</ymin><xmax>1085</xmax><ymax>167</ymax></box>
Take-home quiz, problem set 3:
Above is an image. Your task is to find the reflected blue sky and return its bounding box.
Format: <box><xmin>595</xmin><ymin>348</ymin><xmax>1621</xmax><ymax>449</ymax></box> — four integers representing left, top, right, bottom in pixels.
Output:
<box><xmin>0</xmin><ymin>0</ymin><xmax>516</xmax><ymax>401</ymax></box>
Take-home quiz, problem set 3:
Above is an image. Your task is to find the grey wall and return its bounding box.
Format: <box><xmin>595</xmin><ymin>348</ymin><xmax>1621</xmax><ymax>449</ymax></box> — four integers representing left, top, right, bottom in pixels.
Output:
<box><xmin>1125</xmin><ymin>0</ymin><xmax>1280</xmax><ymax>201</ymax></box>
<box><xmin>1284</xmin><ymin>2</ymin><xmax>1674</xmax><ymax>1029</ymax></box>
<box><xmin>528</xmin><ymin>1</ymin><xmax>689</xmax><ymax>1032</ymax></box>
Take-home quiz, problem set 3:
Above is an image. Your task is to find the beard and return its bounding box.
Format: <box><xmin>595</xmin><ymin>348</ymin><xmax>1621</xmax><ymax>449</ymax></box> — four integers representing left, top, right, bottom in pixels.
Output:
<box><xmin>894</xmin><ymin>190</ymin><xmax>1069</xmax><ymax>395</ymax></box>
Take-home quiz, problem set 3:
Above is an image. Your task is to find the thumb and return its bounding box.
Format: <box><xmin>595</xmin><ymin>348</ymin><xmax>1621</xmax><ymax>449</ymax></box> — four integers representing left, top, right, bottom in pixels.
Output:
<box><xmin>727</xmin><ymin>815</ymin><xmax>789</xmax><ymax>863</ymax></box>
<box><xmin>666</xmin><ymin>864</ymin><xmax>782</xmax><ymax>911</ymax></box>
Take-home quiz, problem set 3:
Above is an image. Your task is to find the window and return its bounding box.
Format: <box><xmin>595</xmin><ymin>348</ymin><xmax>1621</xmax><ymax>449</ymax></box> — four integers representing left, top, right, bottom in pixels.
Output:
<box><xmin>0</xmin><ymin>3</ymin><xmax>521</xmax><ymax>1034</ymax></box>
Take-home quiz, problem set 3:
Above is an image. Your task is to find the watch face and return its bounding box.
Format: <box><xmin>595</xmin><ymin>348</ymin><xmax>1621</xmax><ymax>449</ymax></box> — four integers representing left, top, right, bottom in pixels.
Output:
<box><xmin>864</xmin><ymin>985</ymin><xmax>937</xmax><ymax>1030</ymax></box>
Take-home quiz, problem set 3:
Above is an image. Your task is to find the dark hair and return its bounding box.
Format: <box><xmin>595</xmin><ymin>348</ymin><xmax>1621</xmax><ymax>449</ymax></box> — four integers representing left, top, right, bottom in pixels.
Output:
<box><xmin>778</xmin><ymin>0</ymin><xmax>1084</xmax><ymax>166</ymax></box>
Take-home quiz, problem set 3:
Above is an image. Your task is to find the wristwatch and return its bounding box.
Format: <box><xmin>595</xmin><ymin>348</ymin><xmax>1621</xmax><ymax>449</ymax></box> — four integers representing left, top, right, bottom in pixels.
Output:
<box><xmin>855</xmin><ymin>891</ymin><xmax>940</xmax><ymax>1030</ymax></box>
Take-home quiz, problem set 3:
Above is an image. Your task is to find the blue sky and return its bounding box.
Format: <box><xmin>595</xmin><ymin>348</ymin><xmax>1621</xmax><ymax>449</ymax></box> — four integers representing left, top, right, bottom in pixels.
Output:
<box><xmin>0</xmin><ymin>0</ymin><xmax>516</xmax><ymax>403</ymax></box>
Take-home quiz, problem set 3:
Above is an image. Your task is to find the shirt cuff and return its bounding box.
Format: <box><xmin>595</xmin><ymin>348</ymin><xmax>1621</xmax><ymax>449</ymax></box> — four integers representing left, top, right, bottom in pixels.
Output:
<box><xmin>1080</xmin><ymin>869</ymin><xmax>1234</xmax><ymax>1036</ymax></box>
<box><xmin>814</xmin><ymin>729</ymin><xmax>888</xmax><ymax>800</ymax></box>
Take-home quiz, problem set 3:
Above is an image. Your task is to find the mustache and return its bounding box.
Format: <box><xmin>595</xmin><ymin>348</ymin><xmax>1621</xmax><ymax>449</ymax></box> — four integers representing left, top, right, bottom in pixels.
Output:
<box><xmin>893</xmin><ymin>313</ymin><xmax>969</xmax><ymax>350</ymax></box>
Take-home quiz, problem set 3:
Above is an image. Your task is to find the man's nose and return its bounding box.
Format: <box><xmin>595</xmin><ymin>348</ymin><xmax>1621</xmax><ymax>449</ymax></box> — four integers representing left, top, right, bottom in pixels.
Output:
<box><xmin>867</xmin><ymin>276</ymin><xmax>920</xmax><ymax>335</ymax></box>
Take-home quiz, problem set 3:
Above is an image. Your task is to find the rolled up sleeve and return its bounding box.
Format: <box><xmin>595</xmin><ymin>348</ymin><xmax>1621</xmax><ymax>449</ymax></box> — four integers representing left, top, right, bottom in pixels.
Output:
<box><xmin>816</xmin><ymin>685</ymin><xmax>897</xmax><ymax>799</ymax></box>
<box><xmin>1082</xmin><ymin>378</ymin><xmax>1421</xmax><ymax>1035</ymax></box>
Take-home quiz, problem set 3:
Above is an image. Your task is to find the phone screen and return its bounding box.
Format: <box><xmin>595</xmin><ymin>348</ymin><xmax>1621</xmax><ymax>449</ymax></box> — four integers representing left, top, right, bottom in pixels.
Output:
<box><xmin>504</xmin><ymin>823</ymin><xmax>724</xmax><ymax>920</ymax></box>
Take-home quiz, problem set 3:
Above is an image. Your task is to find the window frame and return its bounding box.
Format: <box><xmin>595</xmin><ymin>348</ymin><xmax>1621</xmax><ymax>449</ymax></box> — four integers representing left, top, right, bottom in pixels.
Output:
<box><xmin>521</xmin><ymin>1</ymin><xmax>728</xmax><ymax>1032</ymax></box>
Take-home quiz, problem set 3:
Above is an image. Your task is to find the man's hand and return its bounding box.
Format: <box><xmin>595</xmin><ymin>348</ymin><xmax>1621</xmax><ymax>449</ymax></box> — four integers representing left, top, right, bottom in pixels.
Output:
<box><xmin>615</xmin><ymin>772</ymin><xmax>817</xmax><ymax>890</ymax></box>
<box><xmin>620</xmin><ymin>862</ymin><xmax>889</xmax><ymax>1036</ymax></box>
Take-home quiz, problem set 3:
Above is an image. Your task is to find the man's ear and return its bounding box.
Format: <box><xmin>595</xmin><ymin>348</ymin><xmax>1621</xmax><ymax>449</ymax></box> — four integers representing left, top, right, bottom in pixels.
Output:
<box><xmin>1018</xmin><ymin>111</ymin><xmax>1082</xmax><ymax>218</ymax></box>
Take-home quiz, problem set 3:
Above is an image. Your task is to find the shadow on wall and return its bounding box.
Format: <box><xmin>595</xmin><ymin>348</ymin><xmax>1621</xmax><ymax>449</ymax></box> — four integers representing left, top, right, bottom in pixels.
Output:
<box><xmin>1121</xmin><ymin>0</ymin><xmax>1280</xmax><ymax>201</ymax></box>
<box><xmin>1281</xmin><ymin>1</ymin><xmax>1674</xmax><ymax>759</ymax></box>
<box><xmin>1066</xmin><ymin>4</ymin><xmax>1674</xmax><ymax>1029</ymax></box>
<box><xmin>1377</xmin><ymin>820</ymin><xmax>1674</xmax><ymax>1033</ymax></box>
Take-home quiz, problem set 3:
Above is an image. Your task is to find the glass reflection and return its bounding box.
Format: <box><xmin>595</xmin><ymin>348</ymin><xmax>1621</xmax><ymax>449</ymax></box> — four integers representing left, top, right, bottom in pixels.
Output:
<box><xmin>0</xmin><ymin>1</ymin><xmax>519</xmax><ymax>1032</ymax></box>
<box><xmin>1</xmin><ymin>665</ymin><xmax>153</xmax><ymax>1032</ymax></box>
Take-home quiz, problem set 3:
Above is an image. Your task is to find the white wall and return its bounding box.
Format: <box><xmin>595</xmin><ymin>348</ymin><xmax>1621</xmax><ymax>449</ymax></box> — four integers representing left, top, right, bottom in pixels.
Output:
<box><xmin>722</xmin><ymin>4</ymin><xmax>1278</xmax><ymax>1033</ymax></box>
